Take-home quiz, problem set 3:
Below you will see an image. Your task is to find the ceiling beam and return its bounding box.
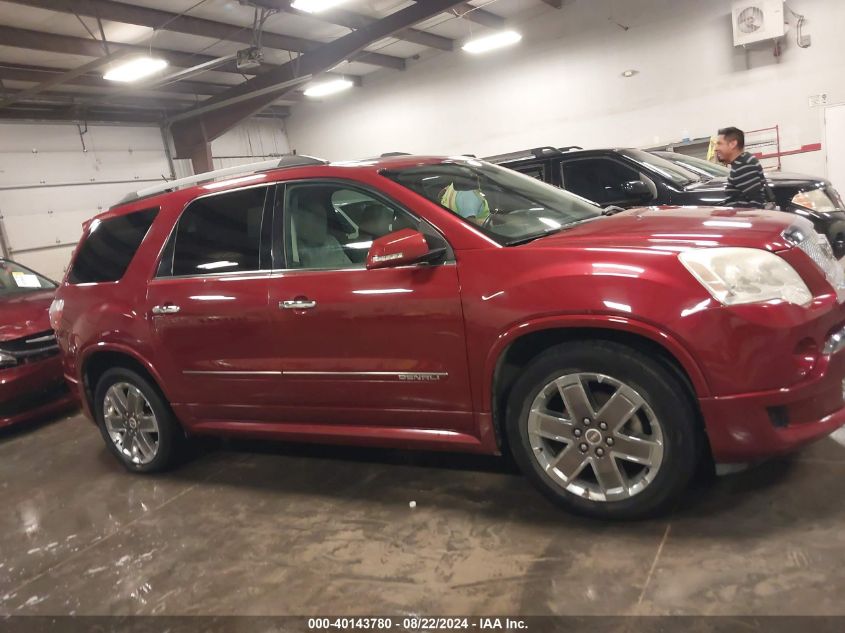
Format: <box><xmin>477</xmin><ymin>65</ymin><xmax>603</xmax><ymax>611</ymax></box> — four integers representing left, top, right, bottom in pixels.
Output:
<box><xmin>8</xmin><ymin>0</ymin><xmax>406</xmax><ymax>71</ymax></box>
<box><xmin>170</xmin><ymin>0</ymin><xmax>467</xmax><ymax>158</ymax></box>
<box><xmin>453</xmin><ymin>3</ymin><xmax>507</xmax><ymax>29</ymax></box>
<box><xmin>540</xmin><ymin>0</ymin><xmax>564</xmax><ymax>7</ymax></box>
<box><xmin>0</xmin><ymin>25</ymin><xmax>256</xmax><ymax>75</ymax></box>
<box><xmin>0</xmin><ymin>25</ymin><xmax>363</xmax><ymax>86</ymax></box>
<box><xmin>0</xmin><ymin>106</ymin><xmax>162</xmax><ymax>124</ymax></box>
<box><xmin>0</xmin><ymin>25</ymin><xmax>363</xmax><ymax>87</ymax></box>
<box><xmin>0</xmin><ymin>63</ymin><xmax>229</xmax><ymax>96</ymax></box>
<box><xmin>0</xmin><ymin>49</ymin><xmax>131</xmax><ymax>108</ymax></box>
<box><xmin>252</xmin><ymin>1</ymin><xmax>454</xmax><ymax>52</ymax></box>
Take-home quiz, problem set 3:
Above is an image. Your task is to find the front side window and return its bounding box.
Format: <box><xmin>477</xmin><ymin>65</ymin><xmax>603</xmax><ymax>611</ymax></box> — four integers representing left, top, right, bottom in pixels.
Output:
<box><xmin>282</xmin><ymin>183</ymin><xmax>434</xmax><ymax>270</ymax></box>
<box><xmin>164</xmin><ymin>187</ymin><xmax>268</xmax><ymax>277</ymax></box>
<box><xmin>0</xmin><ymin>260</ymin><xmax>56</xmax><ymax>296</ymax></box>
<box><xmin>69</xmin><ymin>208</ymin><xmax>158</xmax><ymax>284</ymax></box>
<box><xmin>384</xmin><ymin>159</ymin><xmax>601</xmax><ymax>245</ymax></box>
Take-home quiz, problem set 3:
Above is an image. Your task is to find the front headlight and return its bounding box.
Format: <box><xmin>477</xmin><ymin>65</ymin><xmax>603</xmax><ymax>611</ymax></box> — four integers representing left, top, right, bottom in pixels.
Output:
<box><xmin>0</xmin><ymin>350</ymin><xmax>17</xmax><ymax>368</ymax></box>
<box><xmin>679</xmin><ymin>247</ymin><xmax>812</xmax><ymax>307</ymax></box>
<box><xmin>792</xmin><ymin>189</ymin><xmax>838</xmax><ymax>212</ymax></box>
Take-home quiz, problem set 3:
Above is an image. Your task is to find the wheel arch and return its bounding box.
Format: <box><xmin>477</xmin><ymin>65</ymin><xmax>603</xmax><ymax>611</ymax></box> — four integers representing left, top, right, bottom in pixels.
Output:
<box><xmin>486</xmin><ymin>316</ymin><xmax>710</xmax><ymax>452</ymax></box>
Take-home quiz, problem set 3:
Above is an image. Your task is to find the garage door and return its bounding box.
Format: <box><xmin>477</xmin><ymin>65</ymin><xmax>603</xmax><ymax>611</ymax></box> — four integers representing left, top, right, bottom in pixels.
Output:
<box><xmin>0</xmin><ymin>122</ymin><xmax>172</xmax><ymax>281</ymax></box>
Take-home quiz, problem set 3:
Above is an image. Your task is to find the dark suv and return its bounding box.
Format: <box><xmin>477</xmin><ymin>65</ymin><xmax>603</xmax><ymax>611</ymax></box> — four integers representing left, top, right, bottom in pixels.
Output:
<box><xmin>492</xmin><ymin>147</ymin><xmax>845</xmax><ymax>257</ymax></box>
<box><xmin>53</xmin><ymin>155</ymin><xmax>845</xmax><ymax>519</ymax></box>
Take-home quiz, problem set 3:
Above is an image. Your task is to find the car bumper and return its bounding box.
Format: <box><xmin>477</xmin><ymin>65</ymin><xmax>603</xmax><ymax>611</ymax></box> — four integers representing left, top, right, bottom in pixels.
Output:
<box><xmin>699</xmin><ymin>341</ymin><xmax>845</xmax><ymax>462</ymax></box>
<box><xmin>0</xmin><ymin>356</ymin><xmax>78</xmax><ymax>428</ymax></box>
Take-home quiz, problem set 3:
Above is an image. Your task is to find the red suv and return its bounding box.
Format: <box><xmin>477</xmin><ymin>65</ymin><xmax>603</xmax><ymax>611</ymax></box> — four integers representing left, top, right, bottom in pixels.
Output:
<box><xmin>52</xmin><ymin>155</ymin><xmax>845</xmax><ymax>518</ymax></box>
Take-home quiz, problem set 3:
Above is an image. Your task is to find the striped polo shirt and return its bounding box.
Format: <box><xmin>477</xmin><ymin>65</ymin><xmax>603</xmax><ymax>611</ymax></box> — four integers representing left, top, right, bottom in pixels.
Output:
<box><xmin>726</xmin><ymin>151</ymin><xmax>766</xmax><ymax>208</ymax></box>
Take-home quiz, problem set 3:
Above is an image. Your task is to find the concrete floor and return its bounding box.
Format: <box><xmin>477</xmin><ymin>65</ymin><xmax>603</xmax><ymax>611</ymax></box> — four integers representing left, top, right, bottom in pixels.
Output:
<box><xmin>2</xmin><ymin>411</ymin><xmax>845</xmax><ymax>616</ymax></box>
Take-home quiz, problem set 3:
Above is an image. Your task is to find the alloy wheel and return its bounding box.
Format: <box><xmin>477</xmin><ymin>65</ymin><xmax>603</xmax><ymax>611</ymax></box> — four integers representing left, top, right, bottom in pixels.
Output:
<box><xmin>526</xmin><ymin>372</ymin><xmax>664</xmax><ymax>502</ymax></box>
<box><xmin>103</xmin><ymin>382</ymin><xmax>160</xmax><ymax>465</ymax></box>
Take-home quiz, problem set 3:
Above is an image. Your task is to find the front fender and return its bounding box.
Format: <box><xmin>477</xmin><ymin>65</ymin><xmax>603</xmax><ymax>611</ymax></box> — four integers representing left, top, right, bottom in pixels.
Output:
<box><xmin>481</xmin><ymin>313</ymin><xmax>711</xmax><ymax>410</ymax></box>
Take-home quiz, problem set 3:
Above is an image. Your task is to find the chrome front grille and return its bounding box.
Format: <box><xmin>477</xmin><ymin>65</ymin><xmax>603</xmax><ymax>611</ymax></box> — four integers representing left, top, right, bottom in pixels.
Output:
<box><xmin>797</xmin><ymin>233</ymin><xmax>845</xmax><ymax>302</ymax></box>
<box><xmin>0</xmin><ymin>330</ymin><xmax>59</xmax><ymax>363</ymax></box>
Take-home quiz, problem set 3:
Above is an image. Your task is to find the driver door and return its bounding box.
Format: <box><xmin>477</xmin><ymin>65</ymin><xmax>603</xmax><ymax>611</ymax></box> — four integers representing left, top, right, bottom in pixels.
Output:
<box><xmin>266</xmin><ymin>181</ymin><xmax>475</xmax><ymax>434</ymax></box>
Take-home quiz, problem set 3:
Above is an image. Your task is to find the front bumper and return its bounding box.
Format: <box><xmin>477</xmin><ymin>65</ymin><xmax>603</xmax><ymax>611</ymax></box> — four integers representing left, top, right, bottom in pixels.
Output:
<box><xmin>0</xmin><ymin>356</ymin><xmax>78</xmax><ymax>428</ymax></box>
<box><xmin>700</xmin><ymin>338</ymin><xmax>845</xmax><ymax>462</ymax></box>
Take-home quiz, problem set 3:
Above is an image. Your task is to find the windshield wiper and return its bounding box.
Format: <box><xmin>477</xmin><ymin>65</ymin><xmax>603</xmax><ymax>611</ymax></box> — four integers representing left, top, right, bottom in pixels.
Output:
<box><xmin>504</xmin><ymin>216</ymin><xmax>600</xmax><ymax>246</ymax></box>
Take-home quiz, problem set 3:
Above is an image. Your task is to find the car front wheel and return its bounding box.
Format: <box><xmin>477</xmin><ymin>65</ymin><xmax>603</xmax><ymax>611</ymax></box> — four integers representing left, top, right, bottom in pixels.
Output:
<box><xmin>506</xmin><ymin>341</ymin><xmax>702</xmax><ymax>519</ymax></box>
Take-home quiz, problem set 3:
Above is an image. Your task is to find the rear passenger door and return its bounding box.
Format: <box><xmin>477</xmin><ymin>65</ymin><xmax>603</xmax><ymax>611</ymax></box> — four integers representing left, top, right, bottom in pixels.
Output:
<box><xmin>145</xmin><ymin>185</ymin><xmax>278</xmax><ymax>422</ymax></box>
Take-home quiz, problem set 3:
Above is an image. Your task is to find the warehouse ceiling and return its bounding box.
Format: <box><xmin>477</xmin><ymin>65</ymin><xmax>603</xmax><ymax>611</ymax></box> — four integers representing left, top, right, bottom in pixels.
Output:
<box><xmin>0</xmin><ymin>0</ymin><xmax>562</xmax><ymax>131</ymax></box>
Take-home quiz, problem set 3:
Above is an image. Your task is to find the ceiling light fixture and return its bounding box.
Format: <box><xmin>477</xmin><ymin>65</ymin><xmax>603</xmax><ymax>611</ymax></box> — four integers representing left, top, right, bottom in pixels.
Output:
<box><xmin>103</xmin><ymin>56</ymin><xmax>168</xmax><ymax>82</ymax></box>
<box><xmin>304</xmin><ymin>78</ymin><xmax>354</xmax><ymax>98</ymax></box>
<box><xmin>291</xmin><ymin>0</ymin><xmax>350</xmax><ymax>13</ymax></box>
<box><xmin>621</xmin><ymin>69</ymin><xmax>639</xmax><ymax>78</ymax></box>
<box><xmin>462</xmin><ymin>30</ymin><xmax>522</xmax><ymax>54</ymax></box>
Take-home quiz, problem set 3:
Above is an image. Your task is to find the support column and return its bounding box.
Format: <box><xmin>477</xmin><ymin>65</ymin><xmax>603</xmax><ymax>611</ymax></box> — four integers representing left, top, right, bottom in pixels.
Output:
<box><xmin>190</xmin><ymin>142</ymin><xmax>214</xmax><ymax>174</ymax></box>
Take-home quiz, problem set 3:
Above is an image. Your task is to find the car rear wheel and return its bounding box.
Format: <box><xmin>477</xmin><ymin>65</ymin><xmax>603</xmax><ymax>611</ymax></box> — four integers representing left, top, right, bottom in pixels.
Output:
<box><xmin>505</xmin><ymin>341</ymin><xmax>701</xmax><ymax>519</ymax></box>
<box><xmin>94</xmin><ymin>367</ymin><xmax>183</xmax><ymax>473</ymax></box>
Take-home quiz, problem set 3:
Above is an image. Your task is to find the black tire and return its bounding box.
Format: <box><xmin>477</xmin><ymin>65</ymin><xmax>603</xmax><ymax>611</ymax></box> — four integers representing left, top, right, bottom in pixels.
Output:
<box><xmin>94</xmin><ymin>367</ymin><xmax>184</xmax><ymax>473</ymax></box>
<box><xmin>505</xmin><ymin>340</ymin><xmax>702</xmax><ymax>520</ymax></box>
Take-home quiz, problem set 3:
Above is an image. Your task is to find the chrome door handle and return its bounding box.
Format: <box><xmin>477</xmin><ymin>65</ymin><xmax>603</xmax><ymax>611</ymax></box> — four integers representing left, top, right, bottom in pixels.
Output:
<box><xmin>151</xmin><ymin>304</ymin><xmax>181</xmax><ymax>315</ymax></box>
<box><xmin>280</xmin><ymin>299</ymin><xmax>317</xmax><ymax>310</ymax></box>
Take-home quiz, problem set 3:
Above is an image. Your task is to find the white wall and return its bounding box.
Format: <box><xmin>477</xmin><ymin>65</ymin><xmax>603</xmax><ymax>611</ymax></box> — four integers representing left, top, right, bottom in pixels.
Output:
<box><xmin>0</xmin><ymin>122</ymin><xmax>172</xmax><ymax>280</ymax></box>
<box><xmin>0</xmin><ymin>117</ymin><xmax>292</xmax><ymax>279</ymax></box>
<box><xmin>287</xmin><ymin>0</ymin><xmax>845</xmax><ymax>182</ymax></box>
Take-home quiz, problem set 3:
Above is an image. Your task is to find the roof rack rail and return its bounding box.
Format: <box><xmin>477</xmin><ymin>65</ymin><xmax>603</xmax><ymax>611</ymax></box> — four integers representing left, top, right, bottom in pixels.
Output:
<box><xmin>558</xmin><ymin>146</ymin><xmax>583</xmax><ymax>152</ymax></box>
<box><xmin>380</xmin><ymin>152</ymin><xmax>412</xmax><ymax>157</ymax></box>
<box><xmin>113</xmin><ymin>154</ymin><xmax>328</xmax><ymax>207</ymax></box>
<box><xmin>483</xmin><ymin>146</ymin><xmax>572</xmax><ymax>164</ymax></box>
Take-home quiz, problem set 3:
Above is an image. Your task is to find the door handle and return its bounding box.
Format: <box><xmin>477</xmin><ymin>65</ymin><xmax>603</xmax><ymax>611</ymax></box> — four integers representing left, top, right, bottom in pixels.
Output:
<box><xmin>151</xmin><ymin>304</ymin><xmax>181</xmax><ymax>315</ymax></box>
<box><xmin>280</xmin><ymin>299</ymin><xmax>317</xmax><ymax>310</ymax></box>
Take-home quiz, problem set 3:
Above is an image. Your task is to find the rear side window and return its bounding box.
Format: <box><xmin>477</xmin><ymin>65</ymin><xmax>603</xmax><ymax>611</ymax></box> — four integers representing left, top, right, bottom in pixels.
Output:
<box><xmin>161</xmin><ymin>186</ymin><xmax>268</xmax><ymax>277</ymax></box>
<box><xmin>69</xmin><ymin>208</ymin><xmax>158</xmax><ymax>284</ymax></box>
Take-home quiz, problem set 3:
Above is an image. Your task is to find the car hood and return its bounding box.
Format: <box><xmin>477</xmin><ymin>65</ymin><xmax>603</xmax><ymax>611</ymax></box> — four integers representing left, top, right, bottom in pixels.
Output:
<box><xmin>0</xmin><ymin>289</ymin><xmax>55</xmax><ymax>343</ymax></box>
<box><xmin>687</xmin><ymin>173</ymin><xmax>831</xmax><ymax>191</ymax></box>
<box><xmin>527</xmin><ymin>206</ymin><xmax>801</xmax><ymax>252</ymax></box>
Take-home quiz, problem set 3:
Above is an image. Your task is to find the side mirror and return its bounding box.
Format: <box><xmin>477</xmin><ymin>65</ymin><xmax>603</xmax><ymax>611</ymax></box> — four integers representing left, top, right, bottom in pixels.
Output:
<box><xmin>622</xmin><ymin>180</ymin><xmax>653</xmax><ymax>201</ymax></box>
<box><xmin>366</xmin><ymin>229</ymin><xmax>444</xmax><ymax>270</ymax></box>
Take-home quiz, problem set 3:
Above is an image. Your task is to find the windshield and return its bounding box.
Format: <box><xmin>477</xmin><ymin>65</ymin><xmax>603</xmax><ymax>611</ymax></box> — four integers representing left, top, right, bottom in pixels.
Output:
<box><xmin>383</xmin><ymin>159</ymin><xmax>602</xmax><ymax>245</ymax></box>
<box><xmin>652</xmin><ymin>151</ymin><xmax>729</xmax><ymax>179</ymax></box>
<box><xmin>620</xmin><ymin>149</ymin><xmax>702</xmax><ymax>187</ymax></box>
<box><xmin>0</xmin><ymin>260</ymin><xmax>56</xmax><ymax>297</ymax></box>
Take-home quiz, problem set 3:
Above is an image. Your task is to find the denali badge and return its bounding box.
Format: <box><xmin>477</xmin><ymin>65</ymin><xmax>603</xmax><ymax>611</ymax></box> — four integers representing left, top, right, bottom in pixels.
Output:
<box><xmin>398</xmin><ymin>373</ymin><xmax>444</xmax><ymax>382</ymax></box>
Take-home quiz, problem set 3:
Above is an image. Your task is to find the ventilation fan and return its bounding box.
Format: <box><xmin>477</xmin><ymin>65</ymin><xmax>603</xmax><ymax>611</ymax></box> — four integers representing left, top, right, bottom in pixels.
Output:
<box><xmin>731</xmin><ymin>0</ymin><xmax>785</xmax><ymax>46</ymax></box>
<box><xmin>737</xmin><ymin>6</ymin><xmax>764</xmax><ymax>33</ymax></box>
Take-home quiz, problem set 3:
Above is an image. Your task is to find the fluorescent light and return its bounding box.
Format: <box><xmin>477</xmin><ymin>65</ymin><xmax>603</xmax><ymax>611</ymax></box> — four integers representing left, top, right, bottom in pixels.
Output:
<box><xmin>103</xmin><ymin>56</ymin><xmax>168</xmax><ymax>82</ymax></box>
<box><xmin>462</xmin><ymin>30</ymin><xmax>522</xmax><ymax>54</ymax></box>
<box><xmin>304</xmin><ymin>78</ymin><xmax>354</xmax><ymax>98</ymax></box>
<box><xmin>291</xmin><ymin>0</ymin><xmax>350</xmax><ymax>13</ymax></box>
<box><xmin>621</xmin><ymin>69</ymin><xmax>639</xmax><ymax>78</ymax></box>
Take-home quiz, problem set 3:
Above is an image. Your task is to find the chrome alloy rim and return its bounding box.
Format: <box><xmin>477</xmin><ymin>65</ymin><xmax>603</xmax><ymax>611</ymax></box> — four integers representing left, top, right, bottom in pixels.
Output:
<box><xmin>527</xmin><ymin>372</ymin><xmax>664</xmax><ymax>502</ymax></box>
<box><xmin>103</xmin><ymin>382</ymin><xmax>160</xmax><ymax>465</ymax></box>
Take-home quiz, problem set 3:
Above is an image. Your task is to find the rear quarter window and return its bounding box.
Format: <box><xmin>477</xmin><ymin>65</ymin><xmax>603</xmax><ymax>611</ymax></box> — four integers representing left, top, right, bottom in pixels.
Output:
<box><xmin>68</xmin><ymin>207</ymin><xmax>158</xmax><ymax>284</ymax></box>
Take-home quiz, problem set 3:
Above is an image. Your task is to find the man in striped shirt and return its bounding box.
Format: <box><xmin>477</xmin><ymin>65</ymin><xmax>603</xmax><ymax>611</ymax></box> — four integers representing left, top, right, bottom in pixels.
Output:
<box><xmin>715</xmin><ymin>126</ymin><xmax>768</xmax><ymax>208</ymax></box>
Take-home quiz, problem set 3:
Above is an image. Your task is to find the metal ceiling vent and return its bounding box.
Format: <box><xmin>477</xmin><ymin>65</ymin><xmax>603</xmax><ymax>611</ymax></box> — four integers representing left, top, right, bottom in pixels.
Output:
<box><xmin>731</xmin><ymin>0</ymin><xmax>786</xmax><ymax>46</ymax></box>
